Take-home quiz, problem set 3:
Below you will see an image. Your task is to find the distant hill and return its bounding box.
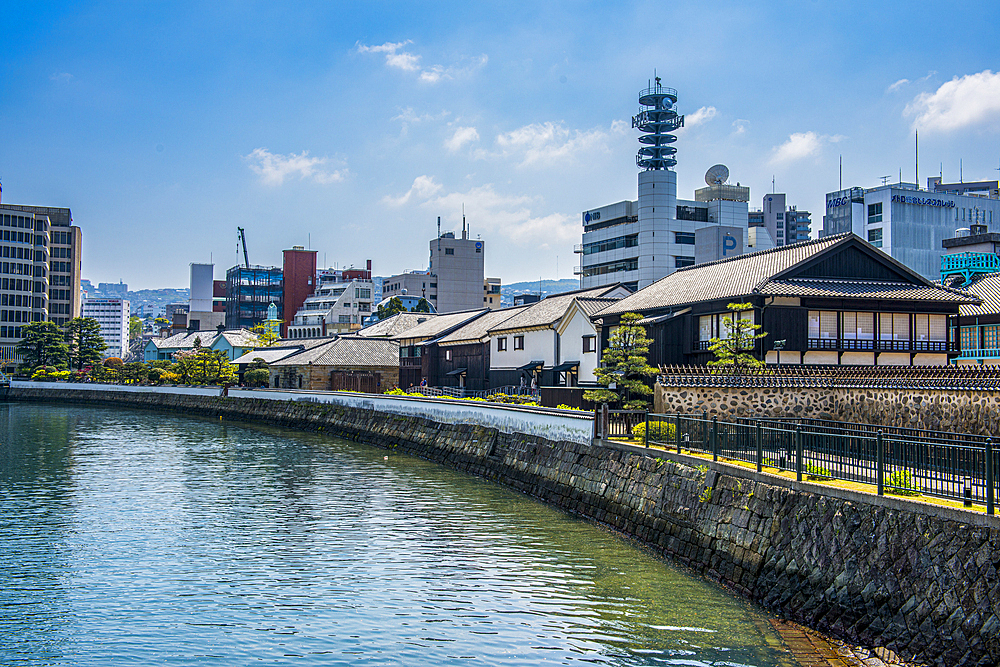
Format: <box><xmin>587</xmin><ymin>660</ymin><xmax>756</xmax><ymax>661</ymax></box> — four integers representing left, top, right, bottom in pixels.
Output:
<box><xmin>500</xmin><ymin>279</ymin><xmax>580</xmax><ymax>306</ymax></box>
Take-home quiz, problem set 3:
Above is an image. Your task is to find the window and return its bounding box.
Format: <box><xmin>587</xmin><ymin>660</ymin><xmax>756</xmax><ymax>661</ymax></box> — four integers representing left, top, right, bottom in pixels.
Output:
<box><xmin>867</xmin><ymin>202</ymin><xmax>883</xmax><ymax>224</ymax></box>
<box><xmin>445</xmin><ymin>248</ymin><xmax>454</xmax><ymax>255</ymax></box>
<box><xmin>582</xmin><ymin>234</ymin><xmax>638</xmax><ymax>255</ymax></box>
<box><xmin>514</xmin><ymin>335</ymin><xmax>524</xmax><ymax>350</ymax></box>
<box><xmin>583</xmin><ymin>335</ymin><xmax>596</xmax><ymax>353</ymax></box>
<box><xmin>445</xmin><ymin>349</ymin><xmax>452</xmax><ymax>361</ymax></box>
<box><xmin>868</xmin><ymin>228</ymin><xmax>883</xmax><ymax>247</ymax></box>
<box><xmin>698</xmin><ymin>315</ymin><xmax>717</xmax><ymax>341</ymax></box>
<box><xmin>581</xmin><ymin>257</ymin><xmax>638</xmax><ymax>277</ymax></box>
<box><xmin>808</xmin><ymin>311</ymin><xmax>837</xmax><ymax>339</ymax></box>
<box><xmin>878</xmin><ymin>313</ymin><xmax>910</xmax><ymax>340</ymax></box>
<box><xmin>497</xmin><ymin>337</ymin><xmax>507</xmax><ymax>351</ymax></box>
<box><xmin>674</xmin><ymin>232</ymin><xmax>696</xmax><ymax>245</ymax></box>
<box><xmin>674</xmin><ymin>256</ymin><xmax>695</xmax><ymax>268</ymax></box>
<box><xmin>841</xmin><ymin>312</ymin><xmax>874</xmax><ymax>339</ymax></box>
<box><xmin>961</xmin><ymin>326</ymin><xmax>979</xmax><ymax>351</ymax></box>
<box><xmin>913</xmin><ymin>314</ymin><xmax>947</xmax><ymax>341</ymax></box>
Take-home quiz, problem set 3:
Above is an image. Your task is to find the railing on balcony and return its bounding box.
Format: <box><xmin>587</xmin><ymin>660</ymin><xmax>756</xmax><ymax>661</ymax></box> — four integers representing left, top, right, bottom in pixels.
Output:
<box><xmin>807</xmin><ymin>338</ymin><xmax>954</xmax><ymax>352</ymax></box>
<box><xmin>941</xmin><ymin>251</ymin><xmax>1000</xmax><ymax>283</ymax></box>
<box><xmin>573</xmin><ymin>244</ymin><xmax>583</xmax><ymax>253</ymax></box>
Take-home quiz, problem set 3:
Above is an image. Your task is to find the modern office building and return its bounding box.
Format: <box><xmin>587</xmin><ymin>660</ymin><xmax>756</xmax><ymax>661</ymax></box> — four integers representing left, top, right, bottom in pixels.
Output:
<box><xmin>287</xmin><ymin>264</ymin><xmax>375</xmax><ymax>338</ymax></box>
<box><xmin>383</xmin><ymin>219</ymin><xmax>493</xmax><ymax>314</ymax></box>
<box><xmin>576</xmin><ymin>81</ymin><xmax>750</xmax><ymax>291</ymax></box>
<box><xmin>225</xmin><ymin>265</ymin><xmax>283</xmax><ymax>330</ymax></box>
<box><xmin>82</xmin><ymin>297</ymin><xmax>129</xmax><ymax>359</ymax></box>
<box><xmin>748</xmin><ymin>193</ymin><xmax>811</xmax><ymax>247</ymax></box>
<box><xmin>0</xmin><ymin>199</ymin><xmax>83</xmax><ymax>365</ymax></box>
<box><xmin>821</xmin><ymin>178</ymin><xmax>1000</xmax><ymax>280</ymax></box>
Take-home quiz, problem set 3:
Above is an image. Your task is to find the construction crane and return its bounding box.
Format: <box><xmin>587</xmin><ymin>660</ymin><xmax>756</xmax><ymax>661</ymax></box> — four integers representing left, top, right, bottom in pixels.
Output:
<box><xmin>237</xmin><ymin>227</ymin><xmax>250</xmax><ymax>268</ymax></box>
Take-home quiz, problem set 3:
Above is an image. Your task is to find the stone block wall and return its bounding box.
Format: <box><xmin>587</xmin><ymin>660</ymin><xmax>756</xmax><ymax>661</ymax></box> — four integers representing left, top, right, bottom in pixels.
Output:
<box><xmin>656</xmin><ymin>384</ymin><xmax>1000</xmax><ymax>436</ymax></box>
<box><xmin>7</xmin><ymin>385</ymin><xmax>1000</xmax><ymax>667</ymax></box>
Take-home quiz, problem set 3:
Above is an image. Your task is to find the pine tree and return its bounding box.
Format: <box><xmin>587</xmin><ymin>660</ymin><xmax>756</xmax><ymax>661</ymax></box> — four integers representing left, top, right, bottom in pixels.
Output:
<box><xmin>707</xmin><ymin>302</ymin><xmax>768</xmax><ymax>373</ymax></box>
<box><xmin>63</xmin><ymin>317</ymin><xmax>108</xmax><ymax>371</ymax></box>
<box><xmin>17</xmin><ymin>321</ymin><xmax>70</xmax><ymax>370</ymax></box>
<box><xmin>583</xmin><ymin>312</ymin><xmax>657</xmax><ymax>410</ymax></box>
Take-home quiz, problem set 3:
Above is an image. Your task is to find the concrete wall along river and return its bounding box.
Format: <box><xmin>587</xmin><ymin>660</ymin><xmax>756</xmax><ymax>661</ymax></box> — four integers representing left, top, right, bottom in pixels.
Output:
<box><xmin>7</xmin><ymin>382</ymin><xmax>999</xmax><ymax>667</ymax></box>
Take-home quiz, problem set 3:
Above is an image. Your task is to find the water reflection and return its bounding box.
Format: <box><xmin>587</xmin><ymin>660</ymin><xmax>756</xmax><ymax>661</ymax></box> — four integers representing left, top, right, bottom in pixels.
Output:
<box><xmin>0</xmin><ymin>404</ymin><xmax>793</xmax><ymax>666</ymax></box>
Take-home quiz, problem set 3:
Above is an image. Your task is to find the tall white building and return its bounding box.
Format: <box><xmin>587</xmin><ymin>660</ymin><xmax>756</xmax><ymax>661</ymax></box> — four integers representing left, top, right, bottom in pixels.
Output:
<box><xmin>576</xmin><ymin>81</ymin><xmax>750</xmax><ymax>291</ymax></box>
<box><xmin>822</xmin><ymin>178</ymin><xmax>1000</xmax><ymax>280</ymax></box>
<box><xmin>82</xmin><ymin>298</ymin><xmax>129</xmax><ymax>359</ymax></box>
<box><xmin>287</xmin><ymin>268</ymin><xmax>375</xmax><ymax>338</ymax></box>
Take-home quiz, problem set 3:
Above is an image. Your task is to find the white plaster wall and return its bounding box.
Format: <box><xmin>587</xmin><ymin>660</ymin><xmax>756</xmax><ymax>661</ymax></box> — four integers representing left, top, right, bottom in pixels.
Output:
<box><xmin>490</xmin><ymin>329</ymin><xmax>554</xmax><ymax>371</ymax></box>
<box><xmin>803</xmin><ymin>351</ymin><xmax>838</xmax><ymax>365</ymax></box>
<box><xmin>912</xmin><ymin>353</ymin><xmax>947</xmax><ymax>366</ymax></box>
<box><xmin>558</xmin><ymin>308</ymin><xmax>601</xmax><ymax>382</ymax></box>
<box><xmin>14</xmin><ymin>381</ymin><xmax>223</xmax><ymax>397</ymax></box>
<box><xmin>878</xmin><ymin>353</ymin><xmax>911</xmax><ymax>366</ymax></box>
<box><xmin>841</xmin><ymin>351</ymin><xmax>875</xmax><ymax>365</ymax></box>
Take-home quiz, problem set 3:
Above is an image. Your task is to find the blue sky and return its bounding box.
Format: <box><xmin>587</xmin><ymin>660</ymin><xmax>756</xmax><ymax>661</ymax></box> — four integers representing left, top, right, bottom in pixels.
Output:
<box><xmin>2</xmin><ymin>1</ymin><xmax>1000</xmax><ymax>289</ymax></box>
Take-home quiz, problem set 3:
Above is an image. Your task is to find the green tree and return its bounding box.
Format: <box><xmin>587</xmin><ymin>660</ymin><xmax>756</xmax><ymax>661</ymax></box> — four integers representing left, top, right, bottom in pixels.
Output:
<box><xmin>251</xmin><ymin>323</ymin><xmax>281</xmax><ymax>347</ymax></box>
<box><xmin>129</xmin><ymin>316</ymin><xmax>143</xmax><ymax>341</ymax></box>
<box><xmin>583</xmin><ymin>312</ymin><xmax>657</xmax><ymax>410</ymax></box>
<box><xmin>64</xmin><ymin>317</ymin><xmax>108</xmax><ymax>370</ymax></box>
<box><xmin>154</xmin><ymin>317</ymin><xmax>170</xmax><ymax>327</ymax></box>
<box><xmin>706</xmin><ymin>302</ymin><xmax>768</xmax><ymax>373</ymax></box>
<box><xmin>173</xmin><ymin>348</ymin><xmax>235</xmax><ymax>385</ymax></box>
<box><xmin>376</xmin><ymin>297</ymin><xmax>406</xmax><ymax>320</ymax></box>
<box><xmin>413</xmin><ymin>298</ymin><xmax>432</xmax><ymax>313</ymax></box>
<box><xmin>244</xmin><ymin>368</ymin><xmax>270</xmax><ymax>387</ymax></box>
<box><xmin>16</xmin><ymin>321</ymin><xmax>69</xmax><ymax>370</ymax></box>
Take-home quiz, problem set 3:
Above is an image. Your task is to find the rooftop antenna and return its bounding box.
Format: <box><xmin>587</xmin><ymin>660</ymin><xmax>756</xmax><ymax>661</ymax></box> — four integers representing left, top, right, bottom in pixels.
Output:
<box><xmin>880</xmin><ymin>175</ymin><xmax>892</xmax><ymax>185</ymax></box>
<box><xmin>462</xmin><ymin>204</ymin><xmax>467</xmax><ymax>240</ymax></box>
<box><xmin>961</xmin><ymin>158</ymin><xmax>964</xmax><ymax>183</ymax></box>
<box><xmin>839</xmin><ymin>155</ymin><xmax>842</xmax><ymax>190</ymax></box>
<box><xmin>915</xmin><ymin>130</ymin><xmax>919</xmax><ymax>189</ymax></box>
<box><xmin>772</xmin><ymin>175</ymin><xmax>775</xmax><ymax>194</ymax></box>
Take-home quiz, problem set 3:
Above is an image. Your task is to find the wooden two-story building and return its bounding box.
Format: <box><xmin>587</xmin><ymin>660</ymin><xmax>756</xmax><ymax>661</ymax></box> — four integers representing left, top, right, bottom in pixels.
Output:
<box><xmin>593</xmin><ymin>233</ymin><xmax>977</xmax><ymax>366</ymax></box>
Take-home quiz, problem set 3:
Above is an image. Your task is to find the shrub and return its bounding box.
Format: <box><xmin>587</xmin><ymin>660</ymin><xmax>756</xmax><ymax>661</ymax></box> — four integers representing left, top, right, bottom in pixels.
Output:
<box><xmin>806</xmin><ymin>462</ymin><xmax>832</xmax><ymax>480</ymax></box>
<box><xmin>886</xmin><ymin>469</ymin><xmax>920</xmax><ymax>496</ymax></box>
<box><xmin>556</xmin><ymin>404</ymin><xmax>587</xmax><ymax>411</ymax></box>
<box><xmin>147</xmin><ymin>368</ymin><xmax>164</xmax><ymax>384</ymax></box>
<box><xmin>244</xmin><ymin>368</ymin><xmax>270</xmax><ymax>387</ymax></box>
<box><xmin>104</xmin><ymin>357</ymin><xmax>124</xmax><ymax>368</ymax></box>
<box><xmin>631</xmin><ymin>420</ymin><xmax>676</xmax><ymax>443</ymax></box>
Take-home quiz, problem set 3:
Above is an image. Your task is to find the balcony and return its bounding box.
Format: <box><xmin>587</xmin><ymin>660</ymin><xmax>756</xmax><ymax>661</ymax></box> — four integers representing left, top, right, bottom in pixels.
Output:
<box><xmin>941</xmin><ymin>252</ymin><xmax>1000</xmax><ymax>283</ymax></box>
<box><xmin>807</xmin><ymin>338</ymin><xmax>955</xmax><ymax>353</ymax></box>
<box><xmin>573</xmin><ymin>244</ymin><xmax>583</xmax><ymax>253</ymax></box>
<box><xmin>573</xmin><ymin>265</ymin><xmax>583</xmax><ymax>275</ymax></box>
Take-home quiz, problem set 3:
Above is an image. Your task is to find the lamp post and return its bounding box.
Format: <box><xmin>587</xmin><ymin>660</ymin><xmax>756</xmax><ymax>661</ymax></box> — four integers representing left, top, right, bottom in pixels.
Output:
<box><xmin>773</xmin><ymin>339</ymin><xmax>786</xmax><ymax>368</ymax></box>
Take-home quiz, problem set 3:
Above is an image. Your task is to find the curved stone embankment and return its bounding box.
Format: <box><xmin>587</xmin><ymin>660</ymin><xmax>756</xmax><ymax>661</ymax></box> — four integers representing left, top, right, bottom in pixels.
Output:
<box><xmin>7</xmin><ymin>384</ymin><xmax>999</xmax><ymax>667</ymax></box>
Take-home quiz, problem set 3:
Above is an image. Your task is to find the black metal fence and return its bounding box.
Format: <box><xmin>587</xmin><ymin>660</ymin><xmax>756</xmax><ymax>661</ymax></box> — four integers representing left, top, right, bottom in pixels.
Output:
<box><xmin>610</xmin><ymin>411</ymin><xmax>998</xmax><ymax>514</ymax></box>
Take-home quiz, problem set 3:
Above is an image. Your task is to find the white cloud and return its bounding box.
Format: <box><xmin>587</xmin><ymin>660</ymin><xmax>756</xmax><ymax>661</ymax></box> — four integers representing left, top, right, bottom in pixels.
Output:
<box><xmin>490</xmin><ymin>121</ymin><xmax>615</xmax><ymax>167</ymax></box>
<box><xmin>444</xmin><ymin>126</ymin><xmax>480</xmax><ymax>152</ymax></box>
<box><xmin>887</xmin><ymin>78</ymin><xmax>910</xmax><ymax>93</ymax></box>
<box><xmin>381</xmin><ymin>179</ymin><xmax>577</xmax><ymax>245</ymax></box>
<box><xmin>244</xmin><ymin>148</ymin><xmax>346</xmax><ymax>186</ymax></box>
<box><xmin>49</xmin><ymin>72</ymin><xmax>73</xmax><ymax>83</ymax></box>
<box><xmin>357</xmin><ymin>41</ymin><xmax>487</xmax><ymax>83</ymax></box>
<box><xmin>768</xmin><ymin>132</ymin><xmax>844</xmax><ymax>165</ymax></box>
<box><xmin>382</xmin><ymin>175</ymin><xmax>444</xmax><ymax>206</ymax></box>
<box><xmin>732</xmin><ymin>119</ymin><xmax>749</xmax><ymax>135</ymax></box>
<box><xmin>905</xmin><ymin>69</ymin><xmax>1000</xmax><ymax>132</ymax></box>
<box><xmin>685</xmin><ymin>106</ymin><xmax>717</xmax><ymax>127</ymax></box>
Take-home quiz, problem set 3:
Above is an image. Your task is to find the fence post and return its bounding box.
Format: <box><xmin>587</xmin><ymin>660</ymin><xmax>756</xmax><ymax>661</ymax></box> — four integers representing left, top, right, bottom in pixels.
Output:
<box><xmin>987</xmin><ymin>438</ymin><xmax>995</xmax><ymax>516</ymax></box>
<box><xmin>644</xmin><ymin>411</ymin><xmax>649</xmax><ymax>449</ymax></box>
<box><xmin>712</xmin><ymin>415</ymin><xmax>718</xmax><ymax>462</ymax></box>
<box><xmin>601</xmin><ymin>404</ymin><xmax>609</xmax><ymax>442</ymax></box>
<box><xmin>703</xmin><ymin>410</ymin><xmax>708</xmax><ymax>451</ymax></box>
<box><xmin>756</xmin><ymin>422</ymin><xmax>763</xmax><ymax>473</ymax></box>
<box><xmin>877</xmin><ymin>430</ymin><xmax>885</xmax><ymax>496</ymax></box>
<box><xmin>675</xmin><ymin>414</ymin><xmax>681</xmax><ymax>454</ymax></box>
<box><xmin>795</xmin><ymin>425</ymin><xmax>802</xmax><ymax>482</ymax></box>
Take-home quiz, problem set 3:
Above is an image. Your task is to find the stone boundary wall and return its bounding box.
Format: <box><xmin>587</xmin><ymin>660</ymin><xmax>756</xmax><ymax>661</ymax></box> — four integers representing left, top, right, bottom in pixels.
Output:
<box><xmin>656</xmin><ymin>383</ymin><xmax>1000</xmax><ymax>436</ymax></box>
<box><xmin>6</xmin><ymin>384</ymin><xmax>999</xmax><ymax>667</ymax></box>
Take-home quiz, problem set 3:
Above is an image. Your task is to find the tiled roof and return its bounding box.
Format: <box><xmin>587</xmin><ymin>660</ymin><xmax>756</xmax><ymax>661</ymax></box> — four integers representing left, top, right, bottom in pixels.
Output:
<box><xmin>959</xmin><ymin>273</ymin><xmax>1000</xmax><ymax>316</ymax></box>
<box><xmin>490</xmin><ymin>287</ymin><xmax>622</xmax><ymax>333</ymax></box>
<box><xmin>218</xmin><ymin>330</ymin><xmax>260</xmax><ymax>348</ymax></box>
<box><xmin>390</xmin><ymin>309</ymin><xmax>487</xmax><ymax>342</ymax></box>
<box><xmin>435</xmin><ymin>306</ymin><xmax>529</xmax><ymax>344</ymax></box>
<box><xmin>758</xmin><ymin>279</ymin><xmax>976</xmax><ymax>302</ymax></box>
<box><xmin>594</xmin><ymin>233</ymin><xmax>969</xmax><ymax>317</ymax></box>
<box><xmin>357</xmin><ymin>312</ymin><xmax>435</xmax><ymax>338</ymax></box>
<box><xmin>271</xmin><ymin>337</ymin><xmax>399</xmax><ymax>367</ymax></box>
<box><xmin>148</xmin><ymin>331</ymin><xmax>220</xmax><ymax>349</ymax></box>
<box><xmin>231</xmin><ymin>347</ymin><xmax>302</xmax><ymax>365</ymax></box>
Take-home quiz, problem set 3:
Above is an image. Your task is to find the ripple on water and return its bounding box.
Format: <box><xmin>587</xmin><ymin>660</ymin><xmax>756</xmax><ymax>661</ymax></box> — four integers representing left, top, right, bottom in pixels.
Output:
<box><xmin>0</xmin><ymin>404</ymin><xmax>794</xmax><ymax>666</ymax></box>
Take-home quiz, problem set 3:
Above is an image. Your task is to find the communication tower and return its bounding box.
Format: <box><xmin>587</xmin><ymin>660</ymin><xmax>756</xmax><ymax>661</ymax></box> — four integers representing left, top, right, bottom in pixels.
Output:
<box><xmin>632</xmin><ymin>77</ymin><xmax>684</xmax><ymax>171</ymax></box>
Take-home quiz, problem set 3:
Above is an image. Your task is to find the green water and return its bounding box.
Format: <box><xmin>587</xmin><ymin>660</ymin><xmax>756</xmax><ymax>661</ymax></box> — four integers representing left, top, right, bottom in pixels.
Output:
<box><xmin>0</xmin><ymin>403</ymin><xmax>794</xmax><ymax>666</ymax></box>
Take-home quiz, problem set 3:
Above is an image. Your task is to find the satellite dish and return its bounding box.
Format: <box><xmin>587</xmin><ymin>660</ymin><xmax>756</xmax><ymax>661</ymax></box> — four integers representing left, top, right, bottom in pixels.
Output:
<box><xmin>705</xmin><ymin>164</ymin><xmax>730</xmax><ymax>186</ymax></box>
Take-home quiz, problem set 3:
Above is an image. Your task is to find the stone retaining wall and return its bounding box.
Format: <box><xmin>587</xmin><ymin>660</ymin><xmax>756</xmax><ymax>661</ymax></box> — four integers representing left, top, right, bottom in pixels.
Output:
<box><xmin>656</xmin><ymin>383</ymin><xmax>1000</xmax><ymax>436</ymax></box>
<box><xmin>7</xmin><ymin>385</ymin><xmax>999</xmax><ymax>667</ymax></box>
